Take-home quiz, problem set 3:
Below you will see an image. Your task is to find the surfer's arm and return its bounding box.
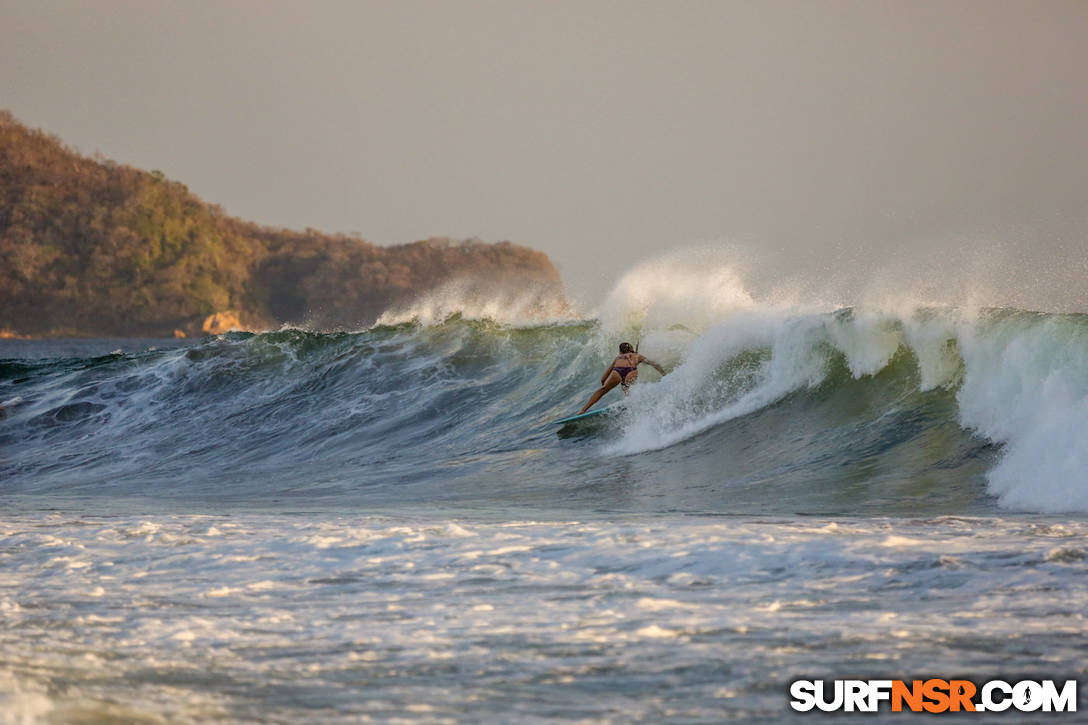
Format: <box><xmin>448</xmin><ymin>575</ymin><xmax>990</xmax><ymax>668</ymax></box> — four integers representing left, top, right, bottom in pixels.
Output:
<box><xmin>639</xmin><ymin>355</ymin><xmax>666</xmax><ymax>376</ymax></box>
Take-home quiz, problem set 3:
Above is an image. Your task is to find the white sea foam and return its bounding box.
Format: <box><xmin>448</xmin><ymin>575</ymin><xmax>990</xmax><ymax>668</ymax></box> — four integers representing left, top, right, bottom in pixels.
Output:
<box><xmin>0</xmin><ymin>673</ymin><xmax>54</xmax><ymax>725</ymax></box>
<box><xmin>955</xmin><ymin>314</ymin><xmax>1088</xmax><ymax>511</ymax></box>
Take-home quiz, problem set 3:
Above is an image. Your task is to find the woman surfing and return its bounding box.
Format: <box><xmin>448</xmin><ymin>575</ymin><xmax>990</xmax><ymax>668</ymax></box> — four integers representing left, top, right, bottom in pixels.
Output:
<box><xmin>578</xmin><ymin>342</ymin><xmax>666</xmax><ymax>414</ymax></box>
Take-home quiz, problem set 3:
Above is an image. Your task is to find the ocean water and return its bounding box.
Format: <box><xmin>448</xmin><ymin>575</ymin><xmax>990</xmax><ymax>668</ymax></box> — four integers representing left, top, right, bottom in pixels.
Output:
<box><xmin>2</xmin><ymin>264</ymin><xmax>1088</xmax><ymax>722</ymax></box>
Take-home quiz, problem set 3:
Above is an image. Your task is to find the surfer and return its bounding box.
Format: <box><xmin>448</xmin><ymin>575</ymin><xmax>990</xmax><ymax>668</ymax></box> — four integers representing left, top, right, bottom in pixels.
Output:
<box><xmin>578</xmin><ymin>342</ymin><xmax>666</xmax><ymax>414</ymax></box>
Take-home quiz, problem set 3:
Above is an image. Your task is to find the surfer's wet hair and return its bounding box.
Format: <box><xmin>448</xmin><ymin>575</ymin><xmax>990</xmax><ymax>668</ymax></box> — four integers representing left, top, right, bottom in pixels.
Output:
<box><xmin>619</xmin><ymin>342</ymin><xmax>634</xmax><ymax>354</ymax></box>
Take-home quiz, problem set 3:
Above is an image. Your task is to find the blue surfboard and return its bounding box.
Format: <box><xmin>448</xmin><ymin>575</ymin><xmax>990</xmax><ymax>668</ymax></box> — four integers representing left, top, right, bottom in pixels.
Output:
<box><xmin>553</xmin><ymin>404</ymin><xmax>620</xmax><ymax>425</ymax></box>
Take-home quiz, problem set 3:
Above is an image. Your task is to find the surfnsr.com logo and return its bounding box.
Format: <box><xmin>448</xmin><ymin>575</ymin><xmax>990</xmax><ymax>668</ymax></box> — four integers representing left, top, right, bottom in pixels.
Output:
<box><xmin>789</xmin><ymin>679</ymin><xmax>1077</xmax><ymax>713</ymax></box>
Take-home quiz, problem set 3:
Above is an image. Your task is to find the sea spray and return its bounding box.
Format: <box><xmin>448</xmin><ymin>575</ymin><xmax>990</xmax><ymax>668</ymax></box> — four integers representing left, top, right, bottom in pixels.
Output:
<box><xmin>587</xmin><ymin>248</ymin><xmax>757</xmax><ymax>370</ymax></box>
<box><xmin>375</xmin><ymin>276</ymin><xmax>575</xmax><ymax>327</ymax></box>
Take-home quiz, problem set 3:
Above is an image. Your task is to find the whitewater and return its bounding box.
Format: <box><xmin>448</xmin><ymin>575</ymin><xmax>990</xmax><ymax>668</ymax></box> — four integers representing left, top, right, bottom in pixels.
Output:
<box><xmin>2</xmin><ymin>255</ymin><xmax>1087</xmax><ymax>721</ymax></box>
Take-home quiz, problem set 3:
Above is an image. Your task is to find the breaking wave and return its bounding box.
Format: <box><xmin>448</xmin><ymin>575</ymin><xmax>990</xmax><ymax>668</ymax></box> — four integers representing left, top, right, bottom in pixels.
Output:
<box><xmin>2</xmin><ymin>254</ymin><xmax>1087</xmax><ymax>514</ymax></box>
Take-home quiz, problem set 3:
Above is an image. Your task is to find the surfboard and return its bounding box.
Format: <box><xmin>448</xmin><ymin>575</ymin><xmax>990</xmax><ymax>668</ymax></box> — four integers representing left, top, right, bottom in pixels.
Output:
<box><xmin>0</xmin><ymin>396</ymin><xmax>23</xmax><ymax>418</ymax></box>
<box><xmin>553</xmin><ymin>404</ymin><xmax>619</xmax><ymax>425</ymax></box>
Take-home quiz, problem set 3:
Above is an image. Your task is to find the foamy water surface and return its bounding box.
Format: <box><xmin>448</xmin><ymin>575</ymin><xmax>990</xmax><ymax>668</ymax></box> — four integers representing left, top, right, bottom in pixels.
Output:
<box><xmin>2</xmin><ymin>512</ymin><xmax>1086</xmax><ymax>722</ymax></box>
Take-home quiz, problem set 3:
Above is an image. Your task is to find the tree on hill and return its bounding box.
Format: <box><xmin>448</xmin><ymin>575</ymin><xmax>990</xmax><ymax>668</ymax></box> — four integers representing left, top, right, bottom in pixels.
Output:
<box><xmin>0</xmin><ymin>111</ymin><xmax>566</xmax><ymax>337</ymax></box>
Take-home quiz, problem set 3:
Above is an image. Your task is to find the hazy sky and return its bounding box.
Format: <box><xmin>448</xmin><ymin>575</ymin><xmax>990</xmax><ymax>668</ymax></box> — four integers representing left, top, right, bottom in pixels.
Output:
<box><xmin>2</xmin><ymin>0</ymin><xmax>1086</xmax><ymax>308</ymax></box>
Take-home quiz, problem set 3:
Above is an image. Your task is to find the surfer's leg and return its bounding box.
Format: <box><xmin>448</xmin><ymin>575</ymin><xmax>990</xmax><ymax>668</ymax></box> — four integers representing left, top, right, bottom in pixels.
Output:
<box><xmin>579</xmin><ymin>371</ymin><xmax>622</xmax><ymax>414</ymax></box>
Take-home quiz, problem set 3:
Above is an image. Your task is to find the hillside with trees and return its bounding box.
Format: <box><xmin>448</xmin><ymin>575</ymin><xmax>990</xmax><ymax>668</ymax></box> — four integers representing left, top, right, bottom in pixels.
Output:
<box><xmin>0</xmin><ymin>111</ymin><xmax>566</xmax><ymax>337</ymax></box>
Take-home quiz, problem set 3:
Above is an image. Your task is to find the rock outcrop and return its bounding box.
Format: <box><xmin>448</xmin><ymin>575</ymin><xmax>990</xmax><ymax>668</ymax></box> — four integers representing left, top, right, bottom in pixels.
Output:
<box><xmin>200</xmin><ymin>311</ymin><xmax>243</xmax><ymax>335</ymax></box>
